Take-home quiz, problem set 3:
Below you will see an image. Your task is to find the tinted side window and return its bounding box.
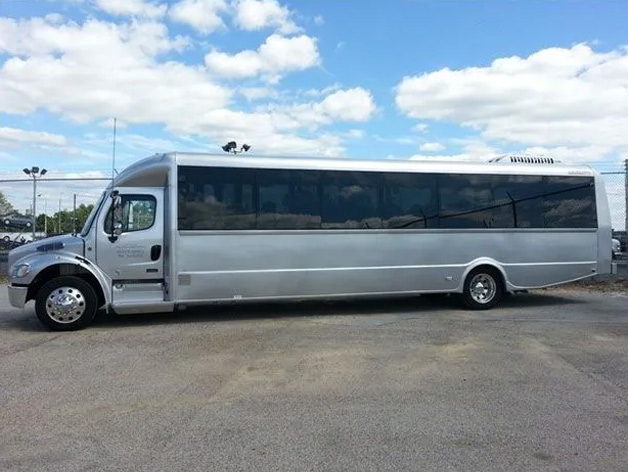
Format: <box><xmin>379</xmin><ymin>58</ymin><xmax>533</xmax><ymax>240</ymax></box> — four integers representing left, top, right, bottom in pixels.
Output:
<box><xmin>257</xmin><ymin>170</ymin><xmax>321</xmax><ymax>229</ymax></box>
<box><xmin>178</xmin><ymin>166</ymin><xmax>255</xmax><ymax>230</ymax></box>
<box><xmin>382</xmin><ymin>173</ymin><xmax>438</xmax><ymax>228</ymax></box>
<box><xmin>441</xmin><ymin>174</ymin><xmax>597</xmax><ymax>229</ymax></box>
<box><xmin>439</xmin><ymin>175</ymin><xmax>513</xmax><ymax>228</ymax></box>
<box><xmin>491</xmin><ymin>175</ymin><xmax>544</xmax><ymax>228</ymax></box>
<box><xmin>542</xmin><ymin>176</ymin><xmax>596</xmax><ymax>228</ymax></box>
<box><xmin>321</xmin><ymin>171</ymin><xmax>382</xmax><ymax>229</ymax></box>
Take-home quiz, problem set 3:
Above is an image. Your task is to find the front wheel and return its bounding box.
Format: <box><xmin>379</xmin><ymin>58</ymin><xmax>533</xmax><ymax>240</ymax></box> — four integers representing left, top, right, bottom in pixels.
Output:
<box><xmin>461</xmin><ymin>268</ymin><xmax>503</xmax><ymax>310</ymax></box>
<box><xmin>35</xmin><ymin>276</ymin><xmax>98</xmax><ymax>331</ymax></box>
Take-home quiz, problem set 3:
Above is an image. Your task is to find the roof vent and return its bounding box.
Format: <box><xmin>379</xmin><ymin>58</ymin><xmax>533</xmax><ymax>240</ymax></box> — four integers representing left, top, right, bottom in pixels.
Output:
<box><xmin>488</xmin><ymin>155</ymin><xmax>559</xmax><ymax>164</ymax></box>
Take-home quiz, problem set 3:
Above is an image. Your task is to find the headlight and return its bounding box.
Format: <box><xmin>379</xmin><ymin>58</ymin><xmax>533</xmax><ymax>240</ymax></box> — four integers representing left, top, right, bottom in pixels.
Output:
<box><xmin>11</xmin><ymin>263</ymin><xmax>31</xmax><ymax>278</ymax></box>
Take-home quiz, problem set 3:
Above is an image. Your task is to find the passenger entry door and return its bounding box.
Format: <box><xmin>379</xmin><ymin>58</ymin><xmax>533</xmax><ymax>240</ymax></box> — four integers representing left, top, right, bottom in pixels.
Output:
<box><xmin>96</xmin><ymin>188</ymin><xmax>164</xmax><ymax>283</ymax></box>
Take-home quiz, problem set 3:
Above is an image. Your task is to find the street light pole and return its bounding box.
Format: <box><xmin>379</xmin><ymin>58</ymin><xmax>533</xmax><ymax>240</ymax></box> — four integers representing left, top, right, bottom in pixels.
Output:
<box><xmin>32</xmin><ymin>177</ymin><xmax>36</xmax><ymax>237</ymax></box>
<box><xmin>23</xmin><ymin>166</ymin><xmax>47</xmax><ymax>240</ymax></box>
<box><xmin>44</xmin><ymin>199</ymin><xmax>48</xmax><ymax>236</ymax></box>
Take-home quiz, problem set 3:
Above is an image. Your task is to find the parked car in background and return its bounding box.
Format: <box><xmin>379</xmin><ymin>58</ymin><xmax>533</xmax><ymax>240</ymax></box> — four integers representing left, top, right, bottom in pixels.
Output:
<box><xmin>0</xmin><ymin>232</ymin><xmax>45</xmax><ymax>251</ymax></box>
<box><xmin>1</xmin><ymin>214</ymin><xmax>33</xmax><ymax>229</ymax></box>
<box><xmin>612</xmin><ymin>238</ymin><xmax>621</xmax><ymax>260</ymax></box>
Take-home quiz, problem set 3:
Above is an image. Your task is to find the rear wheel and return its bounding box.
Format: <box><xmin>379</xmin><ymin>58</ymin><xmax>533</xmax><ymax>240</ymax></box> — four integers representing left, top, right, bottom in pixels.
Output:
<box><xmin>35</xmin><ymin>276</ymin><xmax>98</xmax><ymax>331</ymax></box>
<box><xmin>461</xmin><ymin>267</ymin><xmax>503</xmax><ymax>310</ymax></box>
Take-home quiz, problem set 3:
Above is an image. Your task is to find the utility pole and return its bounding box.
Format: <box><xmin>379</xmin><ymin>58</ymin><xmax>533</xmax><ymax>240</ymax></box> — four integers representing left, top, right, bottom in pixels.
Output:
<box><xmin>73</xmin><ymin>194</ymin><xmax>77</xmax><ymax>234</ymax></box>
<box><xmin>44</xmin><ymin>199</ymin><xmax>48</xmax><ymax>236</ymax></box>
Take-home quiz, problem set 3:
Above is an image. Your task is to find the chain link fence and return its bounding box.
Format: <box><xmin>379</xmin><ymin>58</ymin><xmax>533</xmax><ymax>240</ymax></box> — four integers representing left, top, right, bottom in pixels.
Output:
<box><xmin>600</xmin><ymin>162</ymin><xmax>627</xmax><ymax>276</ymax></box>
<box><xmin>0</xmin><ymin>177</ymin><xmax>108</xmax><ymax>250</ymax></box>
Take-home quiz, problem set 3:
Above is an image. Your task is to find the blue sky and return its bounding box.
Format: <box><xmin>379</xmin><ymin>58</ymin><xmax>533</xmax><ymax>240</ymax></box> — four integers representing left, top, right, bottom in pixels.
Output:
<box><xmin>1</xmin><ymin>0</ymin><xmax>627</xmax><ymax>222</ymax></box>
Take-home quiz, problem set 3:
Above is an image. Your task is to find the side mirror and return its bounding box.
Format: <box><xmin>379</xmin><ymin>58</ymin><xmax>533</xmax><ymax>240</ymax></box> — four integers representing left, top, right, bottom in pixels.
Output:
<box><xmin>108</xmin><ymin>192</ymin><xmax>123</xmax><ymax>242</ymax></box>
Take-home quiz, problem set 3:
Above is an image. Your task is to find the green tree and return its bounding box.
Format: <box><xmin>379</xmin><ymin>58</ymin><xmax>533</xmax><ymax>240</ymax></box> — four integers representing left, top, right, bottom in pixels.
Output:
<box><xmin>0</xmin><ymin>191</ymin><xmax>14</xmax><ymax>215</ymax></box>
<box><xmin>42</xmin><ymin>204</ymin><xmax>94</xmax><ymax>235</ymax></box>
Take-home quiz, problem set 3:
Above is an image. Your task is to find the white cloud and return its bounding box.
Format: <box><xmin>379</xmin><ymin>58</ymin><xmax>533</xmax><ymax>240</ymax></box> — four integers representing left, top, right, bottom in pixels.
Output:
<box><xmin>519</xmin><ymin>145</ymin><xmax>615</xmax><ymax>163</ymax></box>
<box><xmin>254</xmin><ymin>134</ymin><xmax>344</xmax><ymax>157</ymax></box>
<box><xmin>373</xmin><ymin>135</ymin><xmax>420</xmax><ymax>146</ymax></box>
<box><xmin>257</xmin><ymin>87</ymin><xmax>376</xmax><ymax>131</ymax></box>
<box><xmin>44</xmin><ymin>13</ymin><xmax>65</xmax><ymax>24</ymax></box>
<box><xmin>0</xmin><ymin>17</ymin><xmax>229</xmax><ymax>126</ymax></box>
<box><xmin>345</xmin><ymin>129</ymin><xmax>364</xmax><ymax>139</ymax></box>
<box><xmin>419</xmin><ymin>142</ymin><xmax>445</xmax><ymax>152</ymax></box>
<box><xmin>303</xmin><ymin>83</ymin><xmax>342</xmax><ymax>97</ymax></box>
<box><xmin>172</xmin><ymin>105</ymin><xmax>345</xmax><ymax>155</ymax></box>
<box><xmin>94</xmin><ymin>0</ymin><xmax>167</xmax><ymax>18</ymax></box>
<box><xmin>239</xmin><ymin>86</ymin><xmax>276</xmax><ymax>100</ymax></box>
<box><xmin>205</xmin><ymin>33</ymin><xmax>319</xmax><ymax>80</ymax></box>
<box><xmin>0</xmin><ymin>15</ymin><xmax>369</xmax><ymax>160</ymax></box>
<box><xmin>395</xmin><ymin>137</ymin><xmax>416</xmax><ymax>145</ymax></box>
<box><xmin>98</xmin><ymin>118</ymin><xmax>127</xmax><ymax>129</ymax></box>
<box><xmin>0</xmin><ymin>127</ymin><xmax>68</xmax><ymax>148</ymax></box>
<box><xmin>233</xmin><ymin>0</ymin><xmax>300</xmax><ymax>34</ymax></box>
<box><xmin>396</xmin><ymin>44</ymin><xmax>628</xmax><ymax>162</ymax></box>
<box><xmin>318</xmin><ymin>88</ymin><xmax>376</xmax><ymax>122</ymax></box>
<box><xmin>313</xmin><ymin>15</ymin><xmax>324</xmax><ymax>26</ymax></box>
<box><xmin>0</xmin><ymin>16</ymin><xmax>189</xmax><ymax>60</ymax></box>
<box><xmin>413</xmin><ymin>123</ymin><xmax>429</xmax><ymax>133</ymax></box>
<box><xmin>169</xmin><ymin>0</ymin><xmax>228</xmax><ymax>34</ymax></box>
<box><xmin>410</xmin><ymin>142</ymin><xmax>500</xmax><ymax>162</ymax></box>
<box><xmin>178</xmin><ymin>88</ymin><xmax>375</xmax><ymax>154</ymax></box>
<box><xmin>118</xmin><ymin>134</ymin><xmax>189</xmax><ymax>152</ymax></box>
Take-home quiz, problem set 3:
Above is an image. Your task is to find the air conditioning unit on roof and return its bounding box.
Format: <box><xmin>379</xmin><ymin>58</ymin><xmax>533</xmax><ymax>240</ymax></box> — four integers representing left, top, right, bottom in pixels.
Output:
<box><xmin>488</xmin><ymin>155</ymin><xmax>560</xmax><ymax>164</ymax></box>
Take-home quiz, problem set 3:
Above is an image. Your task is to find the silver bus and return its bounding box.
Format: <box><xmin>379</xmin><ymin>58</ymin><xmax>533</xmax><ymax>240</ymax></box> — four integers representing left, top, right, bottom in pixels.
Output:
<box><xmin>7</xmin><ymin>153</ymin><xmax>612</xmax><ymax>330</ymax></box>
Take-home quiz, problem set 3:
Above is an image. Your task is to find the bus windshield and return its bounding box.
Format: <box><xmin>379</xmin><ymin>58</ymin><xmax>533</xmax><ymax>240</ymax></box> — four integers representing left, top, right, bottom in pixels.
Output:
<box><xmin>80</xmin><ymin>191</ymin><xmax>107</xmax><ymax>237</ymax></box>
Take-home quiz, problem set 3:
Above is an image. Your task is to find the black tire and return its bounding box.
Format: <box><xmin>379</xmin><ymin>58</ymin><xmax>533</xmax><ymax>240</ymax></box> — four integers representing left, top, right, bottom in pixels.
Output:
<box><xmin>461</xmin><ymin>267</ymin><xmax>503</xmax><ymax>310</ymax></box>
<box><xmin>35</xmin><ymin>276</ymin><xmax>98</xmax><ymax>331</ymax></box>
<box><xmin>2</xmin><ymin>235</ymin><xmax>9</xmax><ymax>242</ymax></box>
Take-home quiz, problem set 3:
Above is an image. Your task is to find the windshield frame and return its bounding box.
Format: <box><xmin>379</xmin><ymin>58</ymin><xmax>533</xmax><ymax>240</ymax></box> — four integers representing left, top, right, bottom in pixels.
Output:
<box><xmin>80</xmin><ymin>191</ymin><xmax>107</xmax><ymax>237</ymax></box>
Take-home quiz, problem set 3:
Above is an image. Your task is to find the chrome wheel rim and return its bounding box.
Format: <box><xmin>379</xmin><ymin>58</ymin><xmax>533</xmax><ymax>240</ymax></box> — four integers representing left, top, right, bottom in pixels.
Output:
<box><xmin>45</xmin><ymin>286</ymin><xmax>86</xmax><ymax>324</ymax></box>
<box><xmin>469</xmin><ymin>273</ymin><xmax>496</xmax><ymax>304</ymax></box>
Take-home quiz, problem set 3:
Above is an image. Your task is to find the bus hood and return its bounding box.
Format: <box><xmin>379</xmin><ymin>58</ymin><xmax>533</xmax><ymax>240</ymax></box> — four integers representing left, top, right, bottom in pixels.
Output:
<box><xmin>8</xmin><ymin>234</ymin><xmax>85</xmax><ymax>269</ymax></box>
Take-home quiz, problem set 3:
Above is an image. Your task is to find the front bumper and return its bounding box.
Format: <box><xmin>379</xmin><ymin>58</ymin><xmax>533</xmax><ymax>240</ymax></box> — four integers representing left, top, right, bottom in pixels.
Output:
<box><xmin>8</xmin><ymin>285</ymin><xmax>28</xmax><ymax>308</ymax></box>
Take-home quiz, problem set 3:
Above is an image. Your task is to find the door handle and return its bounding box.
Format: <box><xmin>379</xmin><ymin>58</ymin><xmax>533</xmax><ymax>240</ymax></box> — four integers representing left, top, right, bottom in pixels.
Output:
<box><xmin>150</xmin><ymin>245</ymin><xmax>162</xmax><ymax>261</ymax></box>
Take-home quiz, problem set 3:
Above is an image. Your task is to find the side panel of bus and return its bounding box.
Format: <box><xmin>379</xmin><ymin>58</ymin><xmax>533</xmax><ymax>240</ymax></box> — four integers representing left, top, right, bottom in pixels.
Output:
<box><xmin>174</xmin><ymin>229</ymin><xmax>598</xmax><ymax>303</ymax></box>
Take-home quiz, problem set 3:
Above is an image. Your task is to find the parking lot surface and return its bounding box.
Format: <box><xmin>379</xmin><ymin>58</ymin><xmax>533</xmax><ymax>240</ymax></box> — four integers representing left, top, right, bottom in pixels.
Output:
<box><xmin>1</xmin><ymin>286</ymin><xmax>628</xmax><ymax>472</ymax></box>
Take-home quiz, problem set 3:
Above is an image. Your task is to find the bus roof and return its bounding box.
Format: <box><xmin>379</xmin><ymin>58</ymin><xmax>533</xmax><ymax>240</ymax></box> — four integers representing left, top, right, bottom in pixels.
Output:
<box><xmin>113</xmin><ymin>151</ymin><xmax>597</xmax><ymax>188</ymax></box>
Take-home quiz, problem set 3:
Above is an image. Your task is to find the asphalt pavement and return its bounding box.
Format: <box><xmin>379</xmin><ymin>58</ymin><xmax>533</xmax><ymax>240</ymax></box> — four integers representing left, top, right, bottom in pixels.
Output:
<box><xmin>1</xmin><ymin>286</ymin><xmax>628</xmax><ymax>472</ymax></box>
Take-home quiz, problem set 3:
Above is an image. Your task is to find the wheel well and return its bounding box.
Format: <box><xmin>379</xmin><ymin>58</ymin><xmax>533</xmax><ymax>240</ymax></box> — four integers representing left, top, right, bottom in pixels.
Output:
<box><xmin>27</xmin><ymin>264</ymin><xmax>105</xmax><ymax>308</ymax></box>
<box><xmin>468</xmin><ymin>264</ymin><xmax>506</xmax><ymax>291</ymax></box>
